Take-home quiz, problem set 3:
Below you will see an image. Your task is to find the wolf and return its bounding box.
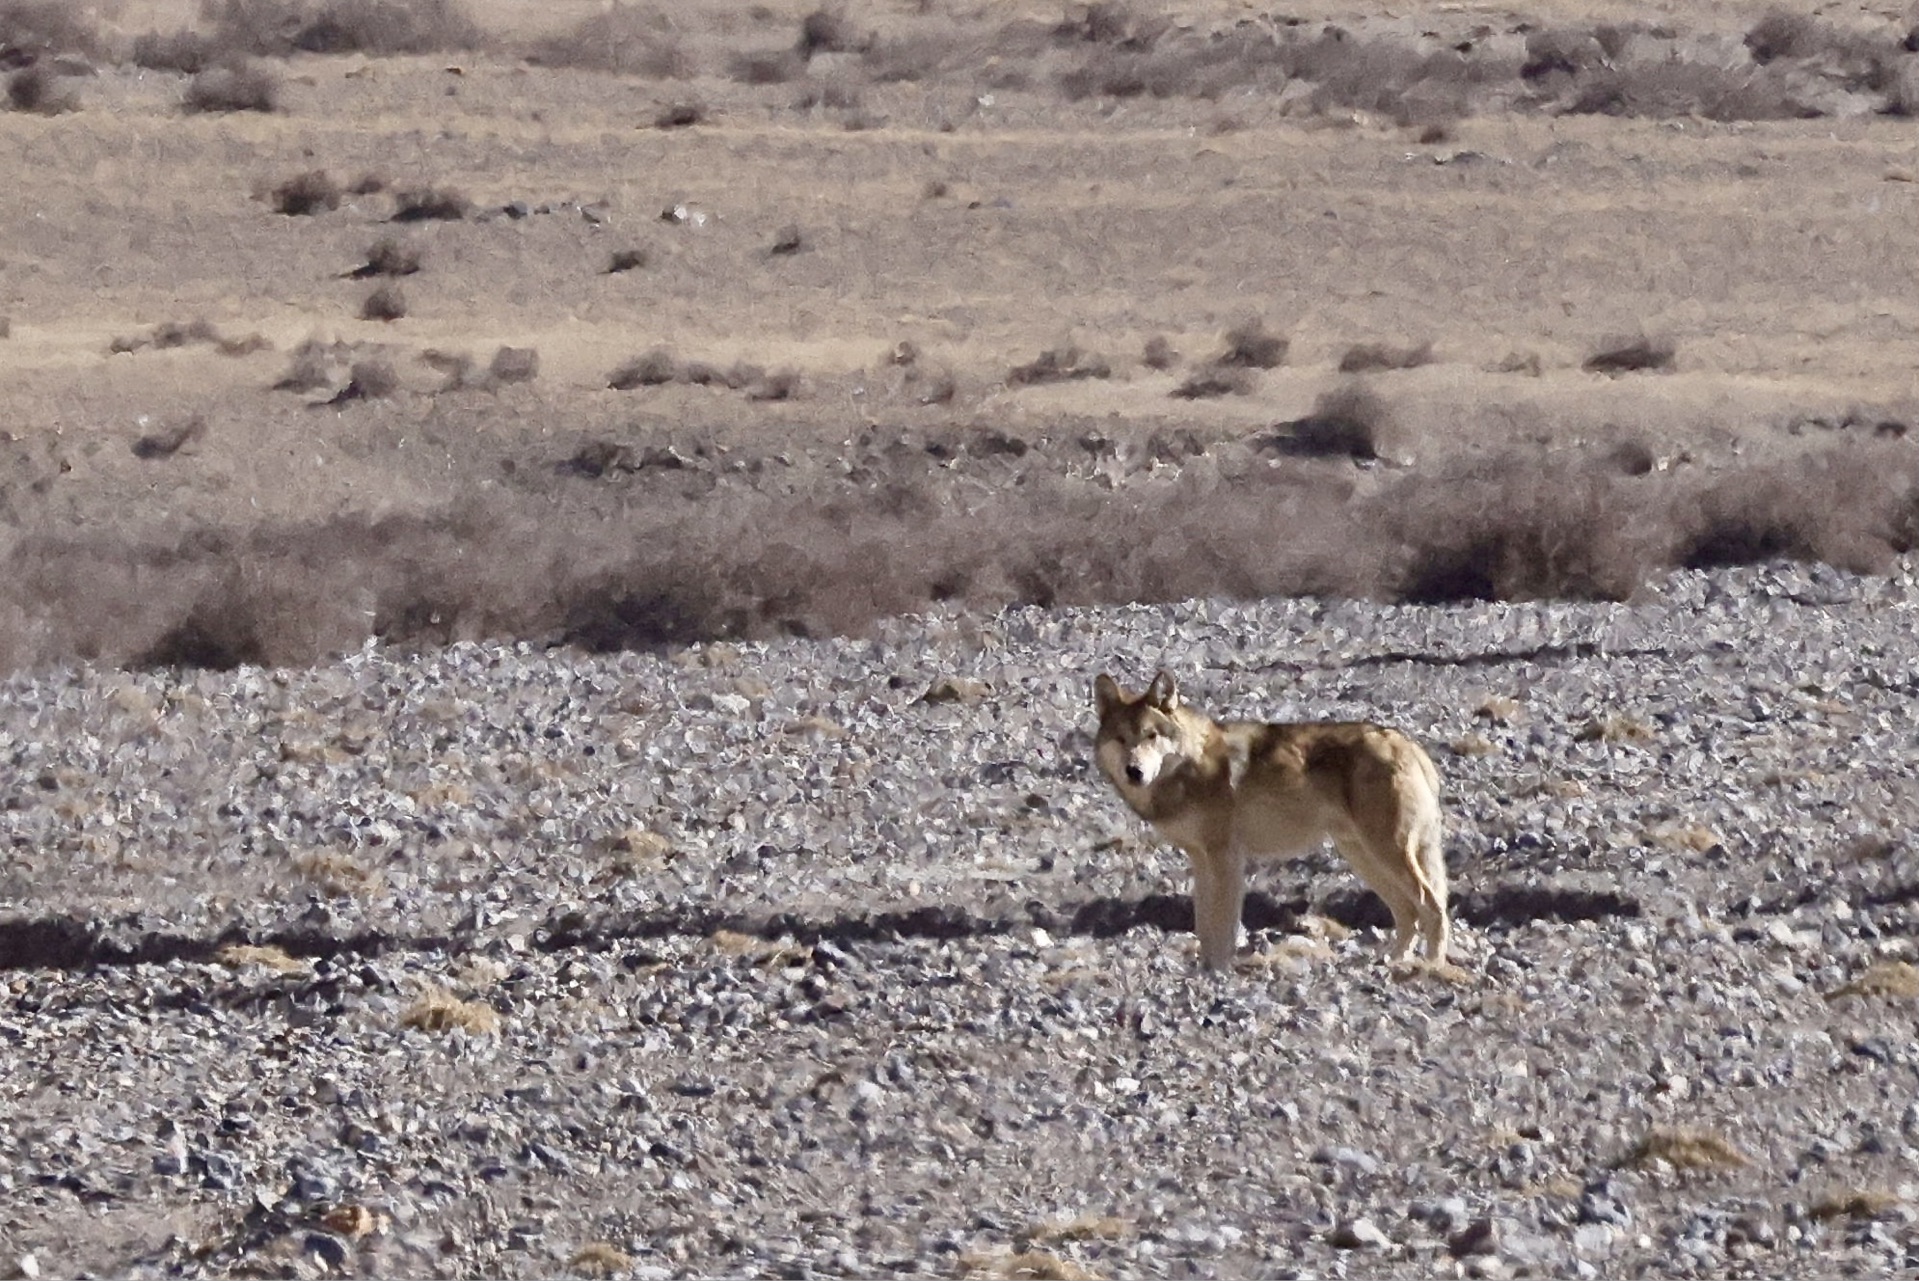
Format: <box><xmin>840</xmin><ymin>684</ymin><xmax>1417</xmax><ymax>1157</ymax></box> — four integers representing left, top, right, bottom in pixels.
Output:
<box><xmin>1093</xmin><ymin>670</ymin><xmax>1450</xmax><ymax>971</ymax></box>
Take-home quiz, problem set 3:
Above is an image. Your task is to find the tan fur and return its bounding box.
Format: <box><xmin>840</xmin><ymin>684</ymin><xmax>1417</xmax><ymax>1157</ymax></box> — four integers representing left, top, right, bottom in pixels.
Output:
<box><xmin>1093</xmin><ymin>670</ymin><xmax>1450</xmax><ymax>971</ymax></box>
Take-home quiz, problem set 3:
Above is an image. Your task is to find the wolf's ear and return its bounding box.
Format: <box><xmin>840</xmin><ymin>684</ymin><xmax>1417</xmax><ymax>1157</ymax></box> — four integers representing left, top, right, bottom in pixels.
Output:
<box><xmin>1094</xmin><ymin>673</ymin><xmax>1124</xmax><ymax>717</ymax></box>
<box><xmin>1145</xmin><ymin>669</ymin><xmax>1179</xmax><ymax>710</ymax></box>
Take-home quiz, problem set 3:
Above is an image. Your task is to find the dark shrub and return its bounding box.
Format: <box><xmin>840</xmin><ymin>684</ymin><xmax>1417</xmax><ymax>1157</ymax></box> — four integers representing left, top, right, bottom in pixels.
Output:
<box><xmin>1584</xmin><ymin>335</ymin><xmax>1675</xmax><ymax>374</ymax></box>
<box><xmin>272</xmin><ymin>169</ymin><xmax>341</xmax><ymax>216</ymax></box>
<box><xmin>488</xmin><ymin>346</ymin><xmax>539</xmax><ymax>385</ymax></box>
<box><xmin>360</xmin><ymin>284</ymin><xmax>407</xmax><ymax>322</ymax></box>
<box><xmin>391</xmin><ymin>186</ymin><xmax>469</xmax><ymax>221</ymax></box>
<box><xmin>183</xmin><ymin>61</ymin><xmax>278</xmax><ymax>113</ymax></box>
<box><xmin>1216</xmin><ymin>318</ymin><xmax>1287</xmax><ymax>368</ymax></box>
<box><xmin>1337</xmin><ymin>341</ymin><xmax>1433</xmax><ymax>373</ymax></box>
<box><xmin>609</xmin><ymin>349</ymin><xmax>678</xmax><ymax>390</ymax></box>
<box><xmin>6</xmin><ymin>64</ymin><xmax>75</xmax><ymax>113</ymax></box>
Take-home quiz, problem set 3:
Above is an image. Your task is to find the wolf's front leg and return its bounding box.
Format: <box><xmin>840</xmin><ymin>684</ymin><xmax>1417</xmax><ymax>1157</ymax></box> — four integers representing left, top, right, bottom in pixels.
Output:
<box><xmin>1189</xmin><ymin>847</ymin><xmax>1246</xmax><ymax>971</ymax></box>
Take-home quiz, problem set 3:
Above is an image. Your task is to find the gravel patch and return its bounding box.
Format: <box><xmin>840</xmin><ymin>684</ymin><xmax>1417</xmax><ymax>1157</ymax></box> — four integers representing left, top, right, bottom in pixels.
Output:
<box><xmin>6</xmin><ymin>561</ymin><xmax>1919</xmax><ymax>1277</ymax></box>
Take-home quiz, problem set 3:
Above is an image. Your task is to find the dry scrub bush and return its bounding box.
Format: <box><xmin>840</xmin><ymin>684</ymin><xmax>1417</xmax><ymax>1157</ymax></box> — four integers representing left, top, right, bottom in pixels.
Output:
<box><xmin>391</xmin><ymin>186</ymin><xmax>468</xmax><ymax>222</ymax></box>
<box><xmin>1008</xmin><ymin>345</ymin><xmax>1111</xmax><ymax>387</ymax></box>
<box><xmin>1385</xmin><ymin>456</ymin><xmax>1653</xmax><ymax>604</ymax></box>
<box><xmin>1271</xmin><ymin>384</ymin><xmax>1389</xmax><ymax>461</ymax></box>
<box><xmin>1171</xmin><ymin>367</ymin><xmax>1254</xmax><ymax>399</ymax></box>
<box><xmin>199</xmin><ymin>0</ymin><xmax>481</xmax><ymax>58</ymax></box>
<box><xmin>272</xmin><ymin>169</ymin><xmax>341</xmax><ymax>216</ymax></box>
<box><xmin>130</xmin><ymin>30</ymin><xmax>215</xmax><ymax>73</ymax></box>
<box><xmin>350</xmin><ymin>236</ymin><xmax>420</xmax><ymax>278</ymax></box>
<box><xmin>1338</xmin><ymin>341</ymin><xmax>1433</xmax><ymax>373</ymax></box>
<box><xmin>272</xmin><ymin>338</ymin><xmax>341</xmax><ymax>392</ymax></box>
<box><xmin>1141</xmin><ymin>335</ymin><xmax>1178</xmax><ymax>370</ymax></box>
<box><xmin>655</xmin><ymin>99</ymin><xmax>704</xmax><ymax>127</ymax></box>
<box><xmin>529</xmin><ymin>9</ymin><xmax>690</xmax><ymax>77</ymax></box>
<box><xmin>1216</xmin><ymin>319</ymin><xmax>1287</xmax><ymax>369</ymax></box>
<box><xmin>7</xmin><ymin>64</ymin><xmax>75</xmax><ymax>113</ymax></box>
<box><xmin>798</xmin><ymin>9</ymin><xmax>867</xmax><ymax>58</ymax></box>
<box><xmin>729</xmin><ymin>49</ymin><xmax>801</xmax><ymax>84</ymax></box>
<box><xmin>334</xmin><ymin>358</ymin><xmax>398</xmax><ymax>402</ymax></box>
<box><xmin>6</xmin><ymin>431</ymin><xmax>1919</xmax><ymax>671</ymax></box>
<box><xmin>488</xmin><ymin>347</ymin><xmax>539</xmax><ymax>386</ymax></box>
<box><xmin>0</xmin><ymin>2</ymin><xmax>102</xmax><ymax>61</ymax></box>
<box><xmin>184</xmin><ymin>61</ymin><xmax>278</xmax><ymax>113</ymax></box>
<box><xmin>1584</xmin><ymin>335</ymin><xmax>1675</xmax><ymax>374</ymax></box>
<box><xmin>1676</xmin><ymin>448</ymin><xmax>1918</xmax><ymax>574</ymax></box>
<box><xmin>608</xmin><ymin>349</ymin><xmax>678</xmax><ymax>389</ymax></box>
<box><xmin>359</xmin><ymin>284</ymin><xmax>407</xmax><ymax>322</ymax></box>
<box><xmin>605</xmin><ymin>247</ymin><xmax>647</xmax><ymax>274</ymax></box>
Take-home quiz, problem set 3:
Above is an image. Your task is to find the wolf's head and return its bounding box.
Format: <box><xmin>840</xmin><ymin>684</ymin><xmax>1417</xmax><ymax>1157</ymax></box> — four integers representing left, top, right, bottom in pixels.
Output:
<box><xmin>1093</xmin><ymin>670</ymin><xmax>1189</xmax><ymax>794</ymax></box>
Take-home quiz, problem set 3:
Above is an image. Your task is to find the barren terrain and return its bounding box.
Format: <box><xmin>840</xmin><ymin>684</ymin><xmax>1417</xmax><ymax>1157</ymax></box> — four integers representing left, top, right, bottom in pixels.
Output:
<box><xmin>4</xmin><ymin>0</ymin><xmax>1919</xmax><ymax>1277</ymax></box>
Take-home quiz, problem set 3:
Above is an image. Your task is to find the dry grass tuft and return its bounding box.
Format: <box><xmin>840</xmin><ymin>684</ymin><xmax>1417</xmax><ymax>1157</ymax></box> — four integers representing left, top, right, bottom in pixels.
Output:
<box><xmin>402</xmin><ymin>984</ymin><xmax>501</xmax><ymax>1036</ymax></box>
<box><xmin>1023</xmin><ymin>1215</ymin><xmax>1132</xmax><ymax>1246</ymax></box>
<box><xmin>569</xmin><ymin>1241</ymin><xmax>634</xmax><ymax>1275</ymax></box>
<box><xmin>294</xmin><ymin>849</ymin><xmax>382</xmax><ymax>896</ymax></box>
<box><xmin>1627</xmin><ymin>1125</ymin><xmax>1752</xmax><ymax>1172</ymax></box>
<box><xmin>1009</xmin><ymin>345</ymin><xmax>1111</xmax><ymax>387</ymax></box>
<box><xmin>1575</xmin><ymin>714</ymin><xmax>1655</xmax><ymax>744</ymax></box>
<box><xmin>359</xmin><ymin>284</ymin><xmax>407</xmax><ymax>322</ymax></box>
<box><xmin>318</xmin><ymin>1203</ymin><xmax>387</xmax><ymax>1239</ymax></box>
<box><xmin>1392</xmin><ymin>958</ymin><xmax>1475</xmax><ymax>985</ymax></box>
<box><xmin>272</xmin><ymin>169</ymin><xmax>341</xmax><ymax>216</ymax></box>
<box><xmin>958</xmin><ymin>1248</ymin><xmax>1098</xmax><ymax>1281</ymax></box>
<box><xmin>1809</xmin><ymin>1188</ymin><xmax>1903</xmax><ymax>1221</ymax></box>
<box><xmin>1338</xmin><ymin>340</ymin><xmax>1433</xmax><ymax>373</ymax></box>
<box><xmin>1824</xmin><ymin>960</ymin><xmax>1919</xmax><ymax>1001</ymax></box>
<box><xmin>1584</xmin><ymin>335</ymin><xmax>1676</xmax><ymax>375</ymax></box>
<box><xmin>183</xmin><ymin>61</ymin><xmax>278</xmax><ymax>114</ymax></box>
<box><xmin>215</xmin><ymin>942</ymin><xmax>310</xmax><ymax>974</ymax></box>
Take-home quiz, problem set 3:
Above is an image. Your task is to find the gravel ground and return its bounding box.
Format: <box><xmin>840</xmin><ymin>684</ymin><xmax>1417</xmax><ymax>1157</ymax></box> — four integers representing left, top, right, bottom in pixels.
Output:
<box><xmin>6</xmin><ymin>562</ymin><xmax>1919</xmax><ymax>1279</ymax></box>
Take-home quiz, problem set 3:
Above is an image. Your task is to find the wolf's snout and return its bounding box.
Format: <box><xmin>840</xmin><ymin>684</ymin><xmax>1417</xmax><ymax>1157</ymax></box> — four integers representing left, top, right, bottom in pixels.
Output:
<box><xmin>1125</xmin><ymin>763</ymin><xmax>1145</xmax><ymax>784</ymax></box>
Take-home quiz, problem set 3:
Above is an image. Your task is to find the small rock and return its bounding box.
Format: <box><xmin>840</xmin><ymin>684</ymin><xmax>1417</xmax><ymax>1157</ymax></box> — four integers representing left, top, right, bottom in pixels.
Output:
<box><xmin>1450</xmin><ymin>1218</ymin><xmax>1501</xmax><ymax>1257</ymax></box>
<box><xmin>1572</xmin><ymin>1224</ymin><xmax>1615</xmax><ymax>1257</ymax></box>
<box><xmin>1330</xmin><ymin>1217</ymin><xmax>1390</xmax><ymax>1250</ymax></box>
<box><xmin>304</xmin><ymin>1232</ymin><xmax>350</xmax><ymax>1270</ymax></box>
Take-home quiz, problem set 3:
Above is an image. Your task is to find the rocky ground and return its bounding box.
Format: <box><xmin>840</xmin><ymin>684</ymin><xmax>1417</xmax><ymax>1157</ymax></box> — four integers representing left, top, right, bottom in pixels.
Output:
<box><xmin>6</xmin><ymin>560</ymin><xmax>1919</xmax><ymax>1279</ymax></box>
